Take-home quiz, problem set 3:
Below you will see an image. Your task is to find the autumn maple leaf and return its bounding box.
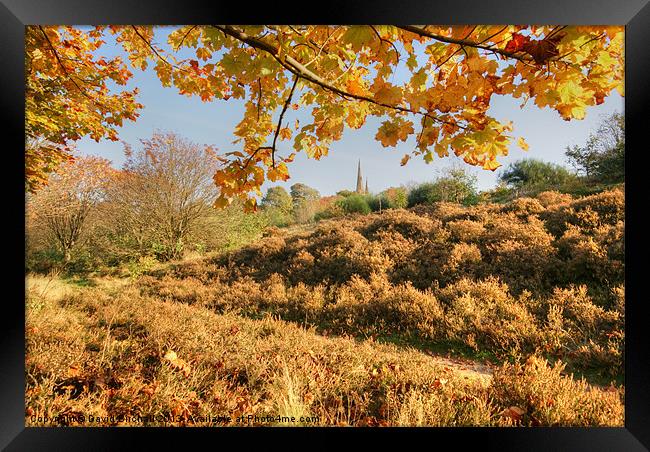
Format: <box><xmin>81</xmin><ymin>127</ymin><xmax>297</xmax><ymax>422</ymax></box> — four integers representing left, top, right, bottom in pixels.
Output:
<box><xmin>504</xmin><ymin>33</ymin><xmax>531</xmax><ymax>53</ymax></box>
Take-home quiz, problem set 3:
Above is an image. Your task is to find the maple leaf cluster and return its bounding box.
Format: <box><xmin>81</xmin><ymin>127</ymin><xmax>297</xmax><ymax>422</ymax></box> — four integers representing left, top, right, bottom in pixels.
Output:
<box><xmin>26</xmin><ymin>25</ymin><xmax>624</xmax><ymax>208</ymax></box>
<box><xmin>26</xmin><ymin>26</ymin><xmax>142</xmax><ymax>192</ymax></box>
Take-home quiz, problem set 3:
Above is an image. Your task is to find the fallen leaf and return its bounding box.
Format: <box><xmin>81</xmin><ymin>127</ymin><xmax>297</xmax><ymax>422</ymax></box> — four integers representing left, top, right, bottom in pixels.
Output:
<box><xmin>502</xmin><ymin>406</ymin><xmax>526</xmax><ymax>423</ymax></box>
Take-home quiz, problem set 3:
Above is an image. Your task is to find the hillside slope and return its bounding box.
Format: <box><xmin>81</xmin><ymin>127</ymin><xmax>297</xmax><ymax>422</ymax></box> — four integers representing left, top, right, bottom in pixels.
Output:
<box><xmin>26</xmin><ymin>188</ymin><xmax>625</xmax><ymax>426</ymax></box>
<box><xmin>142</xmin><ymin>188</ymin><xmax>625</xmax><ymax>379</ymax></box>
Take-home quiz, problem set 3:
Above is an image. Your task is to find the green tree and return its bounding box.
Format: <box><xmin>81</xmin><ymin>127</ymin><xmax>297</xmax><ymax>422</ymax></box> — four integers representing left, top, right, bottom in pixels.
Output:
<box><xmin>290</xmin><ymin>183</ymin><xmax>320</xmax><ymax>223</ymax></box>
<box><xmin>337</xmin><ymin>194</ymin><xmax>372</xmax><ymax>214</ymax></box>
<box><xmin>499</xmin><ymin>159</ymin><xmax>576</xmax><ymax>194</ymax></box>
<box><xmin>383</xmin><ymin>187</ymin><xmax>408</xmax><ymax>209</ymax></box>
<box><xmin>368</xmin><ymin>187</ymin><xmax>408</xmax><ymax>211</ymax></box>
<box><xmin>565</xmin><ymin>113</ymin><xmax>624</xmax><ymax>184</ymax></box>
<box><xmin>408</xmin><ymin>168</ymin><xmax>478</xmax><ymax>207</ymax></box>
<box><xmin>261</xmin><ymin>186</ymin><xmax>293</xmax><ymax>226</ymax></box>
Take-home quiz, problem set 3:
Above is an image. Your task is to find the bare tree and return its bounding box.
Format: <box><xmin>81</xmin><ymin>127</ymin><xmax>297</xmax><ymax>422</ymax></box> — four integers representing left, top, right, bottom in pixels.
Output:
<box><xmin>104</xmin><ymin>131</ymin><xmax>219</xmax><ymax>261</ymax></box>
<box><xmin>27</xmin><ymin>156</ymin><xmax>114</xmax><ymax>263</ymax></box>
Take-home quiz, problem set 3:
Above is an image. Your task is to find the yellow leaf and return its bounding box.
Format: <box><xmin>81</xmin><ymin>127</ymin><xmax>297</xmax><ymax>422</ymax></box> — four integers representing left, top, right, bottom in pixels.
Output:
<box><xmin>375</xmin><ymin>118</ymin><xmax>413</xmax><ymax>147</ymax></box>
<box><xmin>243</xmin><ymin>198</ymin><xmax>257</xmax><ymax>212</ymax></box>
<box><xmin>400</xmin><ymin>154</ymin><xmax>411</xmax><ymax>166</ymax></box>
<box><xmin>517</xmin><ymin>137</ymin><xmax>529</xmax><ymax>151</ymax></box>
<box><xmin>483</xmin><ymin>159</ymin><xmax>501</xmax><ymax>171</ymax></box>
<box><xmin>213</xmin><ymin>196</ymin><xmax>231</xmax><ymax>209</ymax></box>
<box><xmin>346</xmin><ymin>76</ymin><xmax>366</xmax><ymax>96</ymax></box>
<box><xmin>373</xmin><ymin>84</ymin><xmax>402</xmax><ymax>105</ymax></box>
<box><xmin>267</xmin><ymin>163</ymin><xmax>289</xmax><ymax>182</ymax></box>
<box><xmin>341</xmin><ymin>26</ymin><xmax>376</xmax><ymax>50</ymax></box>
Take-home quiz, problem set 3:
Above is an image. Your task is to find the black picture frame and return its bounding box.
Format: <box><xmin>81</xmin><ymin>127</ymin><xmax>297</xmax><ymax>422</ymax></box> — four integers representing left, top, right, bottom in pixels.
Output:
<box><xmin>2</xmin><ymin>1</ymin><xmax>648</xmax><ymax>449</ymax></box>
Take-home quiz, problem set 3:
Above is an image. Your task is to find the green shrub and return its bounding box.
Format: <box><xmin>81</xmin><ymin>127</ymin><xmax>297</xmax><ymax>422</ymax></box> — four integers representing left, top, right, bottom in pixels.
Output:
<box><xmin>26</xmin><ymin>248</ymin><xmax>65</xmax><ymax>273</ymax></box>
<box><xmin>407</xmin><ymin>182</ymin><xmax>438</xmax><ymax>207</ymax></box>
<box><xmin>337</xmin><ymin>194</ymin><xmax>371</xmax><ymax>215</ymax></box>
<box><xmin>407</xmin><ymin>169</ymin><xmax>478</xmax><ymax>207</ymax></box>
<box><xmin>368</xmin><ymin>187</ymin><xmax>408</xmax><ymax>211</ymax></box>
<box><xmin>126</xmin><ymin>255</ymin><xmax>159</xmax><ymax>279</ymax></box>
<box><xmin>499</xmin><ymin>159</ymin><xmax>577</xmax><ymax>194</ymax></box>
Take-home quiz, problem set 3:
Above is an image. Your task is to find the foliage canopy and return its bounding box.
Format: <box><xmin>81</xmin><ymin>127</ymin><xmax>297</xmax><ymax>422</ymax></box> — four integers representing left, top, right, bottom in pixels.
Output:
<box><xmin>26</xmin><ymin>25</ymin><xmax>624</xmax><ymax>208</ymax></box>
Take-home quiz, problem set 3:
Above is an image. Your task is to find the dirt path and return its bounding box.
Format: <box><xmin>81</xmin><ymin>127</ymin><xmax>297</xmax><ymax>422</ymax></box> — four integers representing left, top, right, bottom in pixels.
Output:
<box><xmin>423</xmin><ymin>351</ymin><xmax>494</xmax><ymax>386</ymax></box>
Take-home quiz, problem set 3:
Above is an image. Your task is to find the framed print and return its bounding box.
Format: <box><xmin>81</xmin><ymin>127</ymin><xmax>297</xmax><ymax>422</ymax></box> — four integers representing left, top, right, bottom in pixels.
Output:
<box><xmin>2</xmin><ymin>0</ymin><xmax>649</xmax><ymax>449</ymax></box>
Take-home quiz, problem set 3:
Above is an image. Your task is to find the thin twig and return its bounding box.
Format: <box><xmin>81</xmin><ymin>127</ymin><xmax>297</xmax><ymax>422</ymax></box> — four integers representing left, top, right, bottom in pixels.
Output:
<box><xmin>130</xmin><ymin>25</ymin><xmax>189</xmax><ymax>73</ymax></box>
<box><xmin>175</xmin><ymin>25</ymin><xmax>198</xmax><ymax>51</ymax></box>
<box><xmin>369</xmin><ymin>25</ymin><xmax>401</xmax><ymax>64</ymax></box>
<box><xmin>270</xmin><ymin>75</ymin><xmax>300</xmax><ymax>167</ymax></box>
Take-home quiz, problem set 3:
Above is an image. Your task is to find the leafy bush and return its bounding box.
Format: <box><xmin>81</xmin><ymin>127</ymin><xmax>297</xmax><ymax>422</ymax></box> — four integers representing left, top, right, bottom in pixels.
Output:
<box><xmin>336</xmin><ymin>194</ymin><xmax>372</xmax><ymax>215</ymax></box>
<box><xmin>26</xmin><ymin>248</ymin><xmax>65</xmax><ymax>273</ymax></box>
<box><xmin>490</xmin><ymin>356</ymin><xmax>623</xmax><ymax>426</ymax></box>
<box><xmin>314</xmin><ymin>202</ymin><xmax>345</xmax><ymax>221</ymax></box>
<box><xmin>407</xmin><ymin>182</ymin><xmax>439</xmax><ymax>207</ymax></box>
<box><xmin>261</xmin><ymin>186</ymin><xmax>294</xmax><ymax>227</ymax></box>
<box><xmin>122</xmin><ymin>186</ymin><xmax>626</xmax><ymax>389</ymax></box>
<box><xmin>408</xmin><ymin>169</ymin><xmax>478</xmax><ymax>207</ymax></box>
<box><xmin>368</xmin><ymin>187</ymin><xmax>408</xmax><ymax>211</ymax></box>
<box><xmin>499</xmin><ymin>159</ymin><xmax>577</xmax><ymax>194</ymax></box>
<box><xmin>126</xmin><ymin>255</ymin><xmax>159</xmax><ymax>279</ymax></box>
<box><xmin>27</xmin><ymin>187</ymin><xmax>626</xmax><ymax>427</ymax></box>
<box><xmin>565</xmin><ymin>113</ymin><xmax>624</xmax><ymax>184</ymax></box>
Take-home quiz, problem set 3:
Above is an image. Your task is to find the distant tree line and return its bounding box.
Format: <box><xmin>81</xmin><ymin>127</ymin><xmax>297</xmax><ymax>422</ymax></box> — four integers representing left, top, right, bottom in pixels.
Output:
<box><xmin>260</xmin><ymin>112</ymin><xmax>624</xmax><ymax>225</ymax></box>
<box><xmin>27</xmin><ymin>113</ymin><xmax>623</xmax><ymax>273</ymax></box>
<box><xmin>489</xmin><ymin>112</ymin><xmax>624</xmax><ymax>202</ymax></box>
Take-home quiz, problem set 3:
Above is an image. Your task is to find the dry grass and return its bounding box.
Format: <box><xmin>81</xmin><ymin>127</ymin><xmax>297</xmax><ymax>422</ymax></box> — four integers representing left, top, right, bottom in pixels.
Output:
<box><xmin>25</xmin><ymin>188</ymin><xmax>625</xmax><ymax>427</ymax></box>
<box><xmin>26</xmin><ymin>283</ymin><xmax>622</xmax><ymax>427</ymax></box>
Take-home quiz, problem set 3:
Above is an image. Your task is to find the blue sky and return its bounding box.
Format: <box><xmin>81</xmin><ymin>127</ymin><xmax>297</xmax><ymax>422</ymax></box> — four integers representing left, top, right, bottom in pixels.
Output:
<box><xmin>75</xmin><ymin>26</ymin><xmax>624</xmax><ymax>196</ymax></box>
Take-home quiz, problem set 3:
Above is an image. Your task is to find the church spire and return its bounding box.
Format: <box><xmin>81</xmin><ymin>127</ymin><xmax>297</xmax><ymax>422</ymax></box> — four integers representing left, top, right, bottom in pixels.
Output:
<box><xmin>356</xmin><ymin>159</ymin><xmax>363</xmax><ymax>193</ymax></box>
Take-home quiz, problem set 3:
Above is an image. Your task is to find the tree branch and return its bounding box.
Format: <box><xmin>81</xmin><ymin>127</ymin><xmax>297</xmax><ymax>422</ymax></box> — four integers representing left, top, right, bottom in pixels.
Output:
<box><xmin>212</xmin><ymin>25</ymin><xmax>466</xmax><ymax>130</ymax></box>
<box><xmin>256</xmin><ymin>78</ymin><xmax>262</xmax><ymax>121</ymax></box>
<box><xmin>369</xmin><ymin>25</ymin><xmax>400</xmax><ymax>64</ymax></box>
<box><xmin>398</xmin><ymin>25</ymin><xmax>531</xmax><ymax>61</ymax></box>
<box><xmin>38</xmin><ymin>26</ymin><xmax>94</xmax><ymax>101</ymax></box>
<box><xmin>130</xmin><ymin>25</ymin><xmax>189</xmax><ymax>74</ymax></box>
<box><xmin>174</xmin><ymin>25</ymin><xmax>198</xmax><ymax>51</ymax></box>
<box><xmin>239</xmin><ymin>75</ymin><xmax>299</xmax><ymax>171</ymax></box>
<box><xmin>270</xmin><ymin>75</ymin><xmax>299</xmax><ymax>167</ymax></box>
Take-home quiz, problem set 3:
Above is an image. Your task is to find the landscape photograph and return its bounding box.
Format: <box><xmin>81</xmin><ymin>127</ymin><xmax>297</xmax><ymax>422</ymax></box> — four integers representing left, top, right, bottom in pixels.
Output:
<box><xmin>24</xmin><ymin>24</ymin><xmax>626</xmax><ymax>427</ymax></box>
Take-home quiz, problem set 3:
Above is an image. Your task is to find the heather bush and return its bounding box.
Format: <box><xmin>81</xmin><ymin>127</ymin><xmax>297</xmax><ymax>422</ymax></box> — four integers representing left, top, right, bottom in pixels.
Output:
<box><xmin>490</xmin><ymin>356</ymin><xmax>623</xmax><ymax>426</ymax></box>
<box><xmin>361</xmin><ymin>209</ymin><xmax>449</xmax><ymax>243</ymax></box>
<box><xmin>129</xmin><ymin>187</ymin><xmax>623</xmax><ymax>382</ymax></box>
<box><xmin>555</xmin><ymin>225</ymin><xmax>624</xmax><ymax>291</ymax></box>
<box><xmin>437</xmin><ymin>278</ymin><xmax>540</xmax><ymax>355</ymax></box>
<box><xmin>324</xmin><ymin>274</ymin><xmax>445</xmax><ymax>339</ymax></box>
<box><xmin>540</xmin><ymin>188</ymin><xmax>624</xmax><ymax>237</ymax></box>
<box><xmin>446</xmin><ymin>219</ymin><xmax>485</xmax><ymax>243</ymax></box>
<box><xmin>479</xmin><ymin>215</ymin><xmax>557</xmax><ymax>292</ymax></box>
<box><xmin>540</xmin><ymin>286</ymin><xmax>623</xmax><ymax>373</ymax></box>
<box><xmin>444</xmin><ymin>243</ymin><xmax>482</xmax><ymax>276</ymax></box>
<box><xmin>502</xmin><ymin>197</ymin><xmax>545</xmax><ymax>217</ymax></box>
<box><xmin>535</xmin><ymin>191</ymin><xmax>573</xmax><ymax>208</ymax></box>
